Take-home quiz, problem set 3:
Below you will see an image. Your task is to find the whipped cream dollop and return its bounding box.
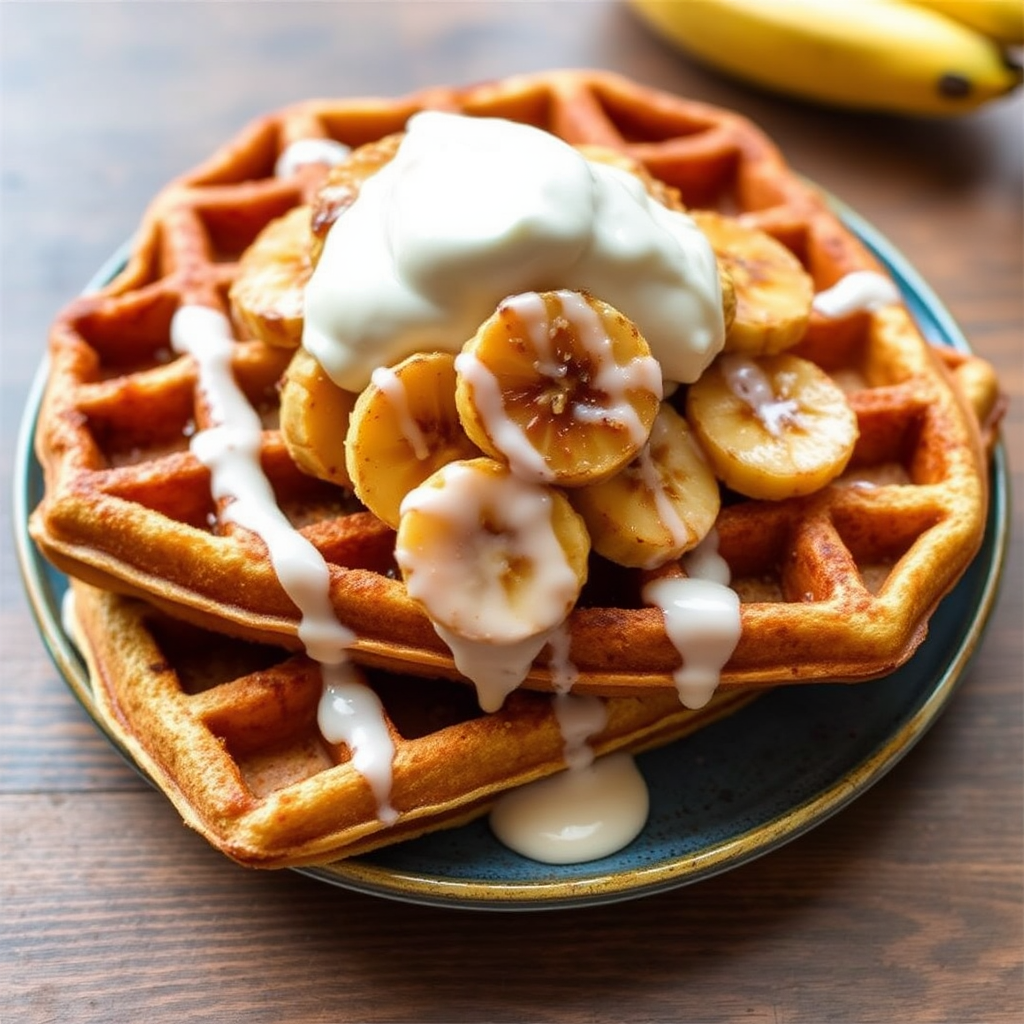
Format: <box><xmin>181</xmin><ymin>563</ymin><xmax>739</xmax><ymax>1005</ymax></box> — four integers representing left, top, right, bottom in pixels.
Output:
<box><xmin>303</xmin><ymin>111</ymin><xmax>725</xmax><ymax>390</ymax></box>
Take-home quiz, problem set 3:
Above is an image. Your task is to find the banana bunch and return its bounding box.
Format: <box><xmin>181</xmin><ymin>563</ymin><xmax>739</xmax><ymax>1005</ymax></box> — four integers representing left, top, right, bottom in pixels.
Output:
<box><xmin>628</xmin><ymin>0</ymin><xmax>1023</xmax><ymax>116</ymax></box>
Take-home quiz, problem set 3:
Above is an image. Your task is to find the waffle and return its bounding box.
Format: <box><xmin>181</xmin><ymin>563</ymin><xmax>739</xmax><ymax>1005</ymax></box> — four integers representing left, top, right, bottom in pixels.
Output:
<box><xmin>31</xmin><ymin>70</ymin><xmax>996</xmax><ymax>696</ymax></box>
<box><xmin>68</xmin><ymin>578</ymin><xmax>758</xmax><ymax>867</ymax></box>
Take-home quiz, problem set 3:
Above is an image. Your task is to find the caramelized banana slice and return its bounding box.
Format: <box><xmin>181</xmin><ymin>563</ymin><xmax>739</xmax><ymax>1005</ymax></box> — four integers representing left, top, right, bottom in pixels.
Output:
<box><xmin>280</xmin><ymin>347</ymin><xmax>358</xmax><ymax>487</ymax></box>
<box><xmin>344</xmin><ymin>351</ymin><xmax>479</xmax><ymax>528</ymax></box>
<box><xmin>455</xmin><ymin>290</ymin><xmax>663</xmax><ymax>487</ymax></box>
<box><xmin>309</xmin><ymin>133</ymin><xmax>404</xmax><ymax>266</ymax></box>
<box><xmin>691</xmin><ymin>210</ymin><xmax>813</xmax><ymax>356</ymax></box>
<box><xmin>576</xmin><ymin>144</ymin><xmax>685</xmax><ymax>211</ymax></box>
<box><xmin>570</xmin><ymin>403</ymin><xmax>721</xmax><ymax>569</ymax></box>
<box><xmin>686</xmin><ymin>353</ymin><xmax>859</xmax><ymax>500</ymax></box>
<box><xmin>229</xmin><ymin>205</ymin><xmax>314</xmax><ymax>348</ymax></box>
<box><xmin>395</xmin><ymin>457</ymin><xmax>590</xmax><ymax>711</ymax></box>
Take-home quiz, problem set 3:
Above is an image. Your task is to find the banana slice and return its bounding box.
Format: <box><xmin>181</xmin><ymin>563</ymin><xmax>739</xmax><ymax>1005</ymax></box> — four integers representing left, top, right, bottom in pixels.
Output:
<box><xmin>395</xmin><ymin>457</ymin><xmax>590</xmax><ymax>709</ymax></box>
<box><xmin>455</xmin><ymin>290</ymin><xmax>663</xmax><ymax>488</ymax></box>
<box><xmin>718</xmin><ymin>259</ymin><xmax>738</xmax><ymax>335</ymax></box>
<box><xmin>229</xmin><ymin>205</ymin><xmax>313</xmax><ymax>349</ymax></box>
<box><xmin>395</xmin><ymin>457</ymin><xmax>590</xmax><ymax>641</ymax></box>
<box><xmin>344</xmin><ymin>351</ymin><xmax>479</xmax><ymax>528</ymax></box>
<box><xmin>576</xmin><ymin>144</ymin><xmax>686</xmax><ymax>212</ymax></box>
<box><xmin>309</xmin><ymin>133</ymin><xmax>404</xmax><ymax>267</ymax></box>
<box><xmin>280</xmin><ymin>347</ymin><xmax>358</xmax><ymax>487</ymax></box>
<box><xmin>691</xmin><ymin>210</ymin><xmax>813</xmax><ymax>356</ymax></box>
<box><xmin>569</xmin><ymin>403</ymin><xmax>721</xmax><ymax>569</ymax></box>
<box><xmin>685</xmin><ymin>352</ymin><xmax>859</xmax><ymax>500</ymax></box>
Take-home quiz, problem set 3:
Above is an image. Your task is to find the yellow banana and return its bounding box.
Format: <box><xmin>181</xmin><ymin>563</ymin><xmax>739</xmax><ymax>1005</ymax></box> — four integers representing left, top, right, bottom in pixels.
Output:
<box><xmin>569</xmin><ymin>403</ymin><xmax>721</xmax><ymax>570</ymax></box>
<box><xmin>628</xmin><ymin>0</ymin><xmax>1022</xmax><ymax>116</ymax></box>
<box><xmin>690</xmin><ymin>210</ymin><xmax>814</xmax><ymax>357</ymax></box>
<box><xmin>904</xmin><ymin>0</ymin><xmax>1024</xmax><ymax>45</ymax></box>
<box><xmin>280</xmin><ymin>347</ymin><xmax>357</xmax><ymax>488</ymax></box>
<box><xmin>345</xmin><ymin>351</ymin><xmax>479</xmax><ymax>528</ymax></box>
<box><xmin>685</xmin><ymin>352</ymin><xmax>859</xmax><ymax>500</ymax></box>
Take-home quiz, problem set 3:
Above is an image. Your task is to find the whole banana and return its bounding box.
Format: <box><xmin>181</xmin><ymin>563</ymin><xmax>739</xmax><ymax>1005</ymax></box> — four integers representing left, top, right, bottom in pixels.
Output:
<box><xmin>904</xmin><ymin>0</ymin><xmax>1024</xmax><ymax>45</ymax></box>
<box><xmin>628</xmin><ymin>0</ymin><xmax>1022</xmax><ymax>116</ymax></box>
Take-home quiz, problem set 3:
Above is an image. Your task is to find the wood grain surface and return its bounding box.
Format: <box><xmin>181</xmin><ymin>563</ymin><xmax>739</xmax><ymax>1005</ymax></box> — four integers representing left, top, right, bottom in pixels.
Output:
<box><xmin>2</xmin><ymin>3</ymin><xmax>1021</xmax><ymax>1022</ymax></box>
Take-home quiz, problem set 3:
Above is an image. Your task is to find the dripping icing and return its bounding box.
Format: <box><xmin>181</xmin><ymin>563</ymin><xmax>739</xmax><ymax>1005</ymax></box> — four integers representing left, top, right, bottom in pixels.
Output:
<box><xmin>812</xmin><ymin>270</ymin><xmax>901</xmax><ymax>318</ymax></box>
<box><xmin>170</xmin><ymin>305</ymin><xmax>396</xmax><ymax>822</ymax></box>
<box><xmin>643</xmin><ymin>529</ymin><xmax>741</xmax><ymax>709</ymax></box>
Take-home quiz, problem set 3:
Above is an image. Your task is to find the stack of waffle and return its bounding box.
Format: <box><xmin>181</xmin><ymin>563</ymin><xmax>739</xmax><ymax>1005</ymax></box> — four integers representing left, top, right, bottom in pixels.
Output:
<box><xmin>29</xmin><ymin>71</ymin><xmax>1001</xmax><ymax>868</ymax></box>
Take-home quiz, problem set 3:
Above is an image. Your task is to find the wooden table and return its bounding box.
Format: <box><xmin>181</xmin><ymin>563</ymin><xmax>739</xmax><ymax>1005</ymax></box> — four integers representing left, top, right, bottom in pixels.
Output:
<box><xmin>3</xmin><ymin>4</ymin><xmax>1021</xmax><ymax>1021</ymax></box>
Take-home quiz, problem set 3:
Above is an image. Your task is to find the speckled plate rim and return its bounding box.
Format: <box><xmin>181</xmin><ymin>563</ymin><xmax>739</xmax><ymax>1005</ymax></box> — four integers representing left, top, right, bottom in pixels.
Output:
<box><xmin>14</xmin><ymin>200</ymin><xmax>1009</xmax><ymax>912</ymax></box>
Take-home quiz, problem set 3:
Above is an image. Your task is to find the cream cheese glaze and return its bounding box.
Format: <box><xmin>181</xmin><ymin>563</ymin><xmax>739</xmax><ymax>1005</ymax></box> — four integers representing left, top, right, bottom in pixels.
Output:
<box><xmin>489</xmin><ymin>752</ymin><xmax>649</xmax><ymax>864</ymax></box>
<box><xmin>721</xmin><ymin>354</ymin><xmax>802</xmax><ymax>438</ymax></box>
<box><xmin>171</xmin><ymin>305</ymin><xmax>398</xmax><ymax>823</ymax></box>
<box><xmin>642</xmin><ymin>529</ymin><xmax>741</xmax><ymax>709</ymax></box>
<box><xmin>812</xmin><ymin>270</ymin><xmax>901</xmax><ymax>318</ymax></box>
<box><xmin>302</xmin><ymin>111</ymin><xmax>725</xmax><ymax>391</ymax></box>
<box><xmin>274</xmin><ymin>137</ymin><xmax>352</xmax><ymax>179</ymax></box>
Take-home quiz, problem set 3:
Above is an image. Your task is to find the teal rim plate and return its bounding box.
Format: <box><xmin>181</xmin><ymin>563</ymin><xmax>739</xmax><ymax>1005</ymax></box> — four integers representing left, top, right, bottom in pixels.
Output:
<box><xmin>14</xmin><ymin>199</ymin><xmax>1008</xmax><ymax>911</ymax></box>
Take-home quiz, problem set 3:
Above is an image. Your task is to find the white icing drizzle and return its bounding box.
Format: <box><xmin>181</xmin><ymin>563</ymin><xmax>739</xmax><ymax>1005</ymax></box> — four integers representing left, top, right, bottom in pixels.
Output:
<box><xmin>516</xmin><ymin>290</ymin><xmax>663</xmax><ymax>447</ymax></box>
<box><xmin>546</xmin><ymin>623</ymin><xmax>607</xmax><ymax>771</ymax></box>
<box><xmin>274</xmin><ymin>138</ymin><xmax>352</xmax><ymax>179</ymax></box>
<box><xmin>370</xmin><ymin>365</ymin><xmax>429</xmax><ymax>460</ymax></box>
<box><xmin>553</xmin><ymin>693</ymin><xmax>608</xmax><ymax>773</ymax></box>
<box><xmin>172</xmin><ymin>307</ymin><xmax>353</xmax><ymax>662</ymax></box>
<box><xmin>643</xmin><ymin>530</ymin><xmax>741</xmax><ymax>709</ymax></box>
<box><xmin>395</xmin><ymin>462</ymin><xmax>581</xmax><ymax>712</ymax></box>
<box><xmin>812</xmin><ymin>270</ymin><xmax>901</xmax><ymax>318</ymax></box>
<box><xmin>453</xmin><ymin>351</ymin><xmax>551</xmax><ymax>482</ymax></box>
<box><xmin>545</xmin><ymin>620</ymin><xmax>580</xmax><ymax>694</ymax></box>
<box><xmin>170</xmin><ymin>305</ymin><xmax>396</xmax><ymax>820</ymax></box>
<box><xmin>633</xmin><ymin>411</ymin><xmax>693</xmax><ymax>568</ymax></box>
<box><xmin>434</xmin><ymin>625</ymin><xmax>555</xmax><ymax>715</ymax></box>
<box><xmin>318</xmin><ymin>663</ymin><xmax>398</xmax><ymax>824</ymax></box>
<box><xmin>303</xmin><ymin>111</ymin><xmax>724</xmax><ymax>391</ymax></box>
<box><xmin>722</xmin><ymin>354</ymin><xmax>802</xmax><ymax>438</ymax></box>
<box><xmin>683</xmin><ymin>527</ymin><xmax>731</xmax><ymax>587</ymax></box>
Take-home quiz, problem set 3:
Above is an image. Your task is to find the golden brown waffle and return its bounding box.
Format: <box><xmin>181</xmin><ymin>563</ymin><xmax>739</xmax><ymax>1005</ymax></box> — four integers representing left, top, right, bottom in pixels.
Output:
<box><xmin>68</xmin><ymin>579</ymin><xmax>757</xmax><ymax>867</ymax></box>
<box><xmin>31</xmin><ymin>69</ymin><xmax>995</xmax><ymax>694</ymax></box>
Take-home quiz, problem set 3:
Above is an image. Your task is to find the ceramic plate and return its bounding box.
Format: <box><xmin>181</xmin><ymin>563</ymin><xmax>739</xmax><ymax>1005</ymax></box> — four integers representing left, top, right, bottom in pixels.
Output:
<box><xmin>15</xmin><ymin>201</ymin><xmax>1008</xmax><ymax>911</ymax></box>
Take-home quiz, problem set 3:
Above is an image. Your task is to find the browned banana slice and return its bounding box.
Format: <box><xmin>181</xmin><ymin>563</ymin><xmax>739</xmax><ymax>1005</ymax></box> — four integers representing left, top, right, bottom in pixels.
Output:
<box><xmin>395</xmin><ymin>457</ymin><xmax>590</xmax><ymax>711</ymax></box>
<box><xmin>686</xmin><ymin>352</ymin><xmax>859</xmax><ymax>500</ymax></box>
<box><xmin>570</xmin><ymin>403</ymin><xmax>721</xmax><ymax>569</ymax></box>
<box><xmin>455</xmin><ymin>290</ymin><xmax>662</xmax><ymax>487</ymax></box>
<box><xmin>309</xmin><ymin>133</ymin><xmax>404</xmax><ymax>266</ymax></box>
<box><xmin>280</xmin><ymin>347</ymin><xmax>358</xmax><ymax>487</ymax></box>
<box><xmin>344</xmin><ymin>351</ymin><xmax>479</xmax><ymax>528</ymax></box>
<box><xmin>691</xmin><ymin>210</ymin><xmax>813</xmax><ymax>356</ymax></box>
<box><xmin>229</xmin><ymin>205</ymin><xmax>314</xmax><ymax>348</ymax></box>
